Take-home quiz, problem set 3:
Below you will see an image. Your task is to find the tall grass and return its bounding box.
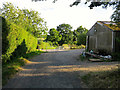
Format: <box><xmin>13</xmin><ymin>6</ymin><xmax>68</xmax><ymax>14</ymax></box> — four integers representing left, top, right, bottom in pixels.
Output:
<box><xmin>81</xmin><ymin>68</ymin><xmax>120</xmax><ymax>88</ymax></box>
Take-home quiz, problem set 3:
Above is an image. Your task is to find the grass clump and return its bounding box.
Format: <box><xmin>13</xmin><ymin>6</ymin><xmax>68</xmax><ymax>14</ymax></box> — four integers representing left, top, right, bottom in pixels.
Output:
<box><xmin>23</xmin><ymin>50</ymin><xmax>46</xmax><ymax>59</ymax></box>
<box><xmin>81</xmin><ymin>68</ymin><xmax>120</xmax><ymax>88</ymax></box>
<box><xmin>2</xmin><ymin>58</ymin><xmax>26</xmax><ymax>86</ymax></box>
<box><xmin>2</xmin><ymin>50</ymin><xmax>45</xmax><ymax>86</ymax></box>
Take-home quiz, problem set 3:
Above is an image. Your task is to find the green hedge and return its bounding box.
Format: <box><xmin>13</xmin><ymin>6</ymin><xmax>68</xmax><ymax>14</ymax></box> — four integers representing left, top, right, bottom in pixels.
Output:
<box><xmin>2</xmin><ymin>17</ymin><xmax>37</xmax><ymax>63</ymax></box>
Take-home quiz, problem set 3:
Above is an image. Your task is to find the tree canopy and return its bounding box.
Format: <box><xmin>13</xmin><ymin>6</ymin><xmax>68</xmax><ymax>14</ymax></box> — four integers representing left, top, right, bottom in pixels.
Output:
<box><xmin>46</xmin><ymin>24</ymin><xmax>88</xmax><ymax>46</ymax></box>
<box><xmin>56</xmin><ymin>24</ymin><xmax>73</xmax><ymax>45</ymax></box>
<box><xmin>1</xmin><ymin>2</ymin><xmax>48</xmax><ymax>38</ymax></box>
<box><xmin>111</xmin><ymin>3</ymin><xmax>120</xmax><ymax>27</ymax></box>
<box><xmin>73</xmin><ymin>26</ymin><xmax>88</xmax><ymax>45</ymax></box>
<box><xmin>32</xmin><ymin>0</ymin><xmax>120</xmax><ymax>27</ymax></box>
<box><xmin>46</xmin><ymin>28</ymin><xmax>62</xmax><ymax>46</ymax></box>
<box><xmin>71</xmin><ymin>0</ymin><xmax>120</xmax><ymax>27</ymax></box>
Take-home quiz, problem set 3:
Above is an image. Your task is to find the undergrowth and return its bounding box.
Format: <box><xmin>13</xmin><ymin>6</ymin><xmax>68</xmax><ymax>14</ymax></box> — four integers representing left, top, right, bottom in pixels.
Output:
<box><xmin>2</xmin><ymin>50</ymin><xmax>46</xmax><ymax>86</ymax></box>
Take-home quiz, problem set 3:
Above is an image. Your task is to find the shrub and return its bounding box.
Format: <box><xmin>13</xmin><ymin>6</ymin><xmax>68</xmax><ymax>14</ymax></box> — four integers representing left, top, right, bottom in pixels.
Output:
<box><xmin>37</xmin><ymin>41</ymin><xmax>56</xmax><ymax>49</ymax></box>
<box><xmin>38</xmin><ymin>41</ymin><xmax>50</xmax><ymax>49</ymax></box>
<box><xmin>80</xmin><ymin>44</ymin><xmax>86</xmax><ymax>49</ymax></box>
<box><xmin>70</xmin><ymin>44</ymin><xmax>78</xmax><ymax>49</ymax></box>
<box><xmin>62</xmin><ymin>44</ymin><xmax>70</xmax><ymax>49</ymax></box>
<box><xmin>112</xmin><ymin>52</ymin><xmax>120</xmax><ymax>61</ymax></box>
<box><xmin>70</xmin><ymin>44</ymin><xmax>86</xmax><ymax>49</ymax></box>
<box><xmin>2</xmin><ymin>18</ymin><xmax>37</xmax><ymax>63</ymax></box>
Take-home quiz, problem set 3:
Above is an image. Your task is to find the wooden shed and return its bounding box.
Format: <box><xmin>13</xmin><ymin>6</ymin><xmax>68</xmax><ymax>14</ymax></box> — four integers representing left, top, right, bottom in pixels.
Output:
<box><xmin>86</xmin><ymin>21</ymin><xmax>120</xmax><ymax>54</ymax></box>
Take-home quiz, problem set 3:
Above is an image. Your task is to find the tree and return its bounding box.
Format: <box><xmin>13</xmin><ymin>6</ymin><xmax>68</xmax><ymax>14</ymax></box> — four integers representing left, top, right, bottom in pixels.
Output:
<box><xmin>46</xmin><ymin>28</ymin><xmax>62</xmax><ymax>46</ymax></box>
<box><xmin>70</xmin><ymin>0</ymin><xmax>119</xmax><ymax>9</ymax></box>
<box><xmin>111</xmin><ymin>3</ymin><xmax>120</xmax><ymax>27</ymax></box>
<box><xmin>73</xmin><ymin>26</ymin><xmax>88</xmax><ymax>45</ymax></box>
<box><xmin>56</xmin><ymin>24</ymin><xmax>73</xmax><ymax>45</ymax></box>
<box><xmin>77</xmin><ymin>33</ymin><xmax>87</xmax><ymax>45</ymax></box>
<box><xmin>22</xmin><ymin>9</ymin><xmax>48</xmax><ymax>37</ymax></box>
<box><xmin>70</xmin><ymin>0</ymin><xmax>120</xmax><ymax>27</ymax></box>
<box><xmin>76</xmin><ymin>26</ymin><xmax>88</xmax><ymax>34</ymax></box>
<box><xmin>1</xmin><ymin>2</ymin><xmax>48</xmax><ymax>38</ymax></box>
<box><xmin>32</xmin><ymin>0</ymin><xmax>120</xmax><ymax>27</ymax></box>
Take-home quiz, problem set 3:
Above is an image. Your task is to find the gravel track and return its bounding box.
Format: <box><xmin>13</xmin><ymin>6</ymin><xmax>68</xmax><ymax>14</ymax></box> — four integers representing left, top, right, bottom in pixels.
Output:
<box><xmin>3</xmin><ymin>49</ymin><xmax>118</xmax><ymax>88</ymax></box>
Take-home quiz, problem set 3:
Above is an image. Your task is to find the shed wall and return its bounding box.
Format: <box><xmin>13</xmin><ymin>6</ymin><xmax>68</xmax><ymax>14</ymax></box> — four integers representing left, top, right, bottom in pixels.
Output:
<box><xmin>88</xmin><ymin>22</ymin><xmax>113</xmax><ymax>53</ymax></box>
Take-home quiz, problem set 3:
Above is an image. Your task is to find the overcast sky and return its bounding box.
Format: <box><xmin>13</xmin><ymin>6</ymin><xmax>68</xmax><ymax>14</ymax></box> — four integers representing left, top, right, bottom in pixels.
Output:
<box><xmin>0</xmin><ymin>0</ymin><xmax>114</xmax><ymax>30</ymax></box>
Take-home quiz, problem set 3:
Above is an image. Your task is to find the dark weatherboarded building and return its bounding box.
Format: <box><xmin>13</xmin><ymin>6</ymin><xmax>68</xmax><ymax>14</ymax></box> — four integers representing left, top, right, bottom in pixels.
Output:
<box><xmin>86</xmin><ymin>21</ymin><xmax>120</xmax><ymax>54</ymax></box>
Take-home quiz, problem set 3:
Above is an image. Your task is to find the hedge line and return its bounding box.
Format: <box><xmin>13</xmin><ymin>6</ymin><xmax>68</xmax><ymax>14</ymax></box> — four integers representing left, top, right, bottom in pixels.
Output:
<box><xmin>2</xmin><ymin>17</ymin><xmax>37</xmax><ymax>63</ymax></box>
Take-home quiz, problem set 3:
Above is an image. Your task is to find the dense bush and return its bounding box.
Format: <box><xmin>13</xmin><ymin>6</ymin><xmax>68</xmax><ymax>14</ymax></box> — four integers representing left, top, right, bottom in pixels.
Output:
<box><xmin>1</xmin><ymin>3</ymin><xmax>48</xmax><ymax>63</ymax></box>
<box><xmin>62</xmin><ymin>44</ymin><xmax>70</xmax><ymax>49</ymax></box>
<box><xmin>78</xmin><ymin>44</ymin><xmax>86</xmax><ymax>49</ymax></box>
<box><xmin>70</xmin><ymin>44</ymin><xmax>86</xmax><ymax>49</ymax></box>
<box><xmin>77</xmin><ymin>33</ymin><xmax>87</xmax><ymax>45</ymax></box>
<box><xmin>2</xmin><ymin>18</ymin><xmax>37</xmax><ymax>63</ymax></box>
<box><xmin>112</xmin><ymin>52</ymin><xmax>120</xmax><ymax>61</ymax></box>
<box><xmin>37</xmin><ymin>40</ymin><xmax>56</xmax><ymax>49</ymax></box>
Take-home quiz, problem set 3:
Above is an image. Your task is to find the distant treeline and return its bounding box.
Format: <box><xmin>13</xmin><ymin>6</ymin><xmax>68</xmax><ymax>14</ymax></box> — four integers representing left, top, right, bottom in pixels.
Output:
<box><xmin>45</xmin><ymin>24</ymin><xmax>88</xmax><ymax>46</ymax></box>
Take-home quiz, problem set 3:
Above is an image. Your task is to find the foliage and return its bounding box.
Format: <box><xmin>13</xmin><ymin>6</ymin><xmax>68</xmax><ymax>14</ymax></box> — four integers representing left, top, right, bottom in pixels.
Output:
<box><xmin>40</xmin><ymin>34</ymin><xmax>48</xmax><ymax>40</ymax></box>
<box><xmin>111</xmin><ymin>3</ymin><xmax>120</xmax><ymax>27</ymax></box>
<box><xmin>77</xmin><ymin>33</ymin><xmax>87</xmax><ymax>45</ymax></box>
<box><xmin>75</xmin><ymin>26</ymin><xmax>88</xmax><ymax>34</ymax></box>
<box><xmin>2</xmin><ymin>50</ymin><xmax>45</xmax><ymax>86</ymax></box>
<box><xmin>46</xmin><ymin>28</ymin><xmax>62</xmax><ymax>46</ymax></box>
<box><xmin>2</xmin><ymin>57</ymin><xmax>26</xmax><ymax>85</ymax></box>
<box><xmin>111</xmin><ymin>34</ymin><xmax>120</xmax><ymax>61</ymax></box>
<box><xmin>1</xmin><ymin>2</ymin><xmax>48</xmax><ymax>63</ymax></box>
<box><xmin>70</xmin><ymin>44</ymin><xmax>85</xmax><ymax>49</ymax></box>
<box><xmin>112</xmin><ymin>52</ymin><xmax>120</xmax><ymax>61</ymax></box>
<box><xmin>38</xmin><ymin>41</ymin><xmax>50</xmax><ymax>49</ymax></box>
<box><xmin>70</xmin><ymin>44</ymin><xmax>78</xmax><ymax>49</ymax></box>
<box><xmin>73</xmin><ymin>26</ymin><xmax>88</xmax><ymax>45</ymax></box>
<box><xmin>70</xmin><ymin>0</ymin><xmax>119</xmax><ymax>9</ymax></box>
<box><xmin>32</xmin><ymin>0</ymin><xmax>120</xmax><ymax>27</ymax></box>
<box><xmin>1</xmin><ymin>2</ymin><xmax>48</xmax><ymax>38</ymax></box>
<box><xmin>62</xmin><ymin>44</ymin><xmax>70</xmax><ymax>49</ymax></box>
<box><xmin>38</xmin><ymin>40</ymin><xmax>56</xmax><ymax>49</ymax></box>
<box><xmin>23</xmin><ymin>50</ymin><xmax>46</xmax><ymax>59</ymax></box>
<box><xmin>2</xmin><ymin>17</ymin><xmax>9</xmax><ymax>55</ymax></box>
<box><xmin>70</xmin><ymin>0</ymin><xmax>120</xmax><ymax>27</ymax></box>
<box><xmin>79</xmin><ymin>44</ymin><xmax>86</xmax><ymax>49</ymax></box>
<box><xmin>46</xmin><ymin>24</ymin><xmax>88</xmax><ymax>47</ymax></box>
<box><xmin>2</xmin><ymin>20</ymin><xmax>37</xmax><ymax>63</ymax></box>
<box><xmin>56</xmin><ymin>24</ymin><xmax>74</xmax><ymax>45</ymax></box>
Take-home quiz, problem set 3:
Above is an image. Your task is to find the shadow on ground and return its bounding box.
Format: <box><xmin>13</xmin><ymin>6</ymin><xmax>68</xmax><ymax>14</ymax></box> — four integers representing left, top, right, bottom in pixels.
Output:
<box><xmin>3</xmin><ymin>49</ymin><xmax>118</xmax><ymax>88</ymax></box>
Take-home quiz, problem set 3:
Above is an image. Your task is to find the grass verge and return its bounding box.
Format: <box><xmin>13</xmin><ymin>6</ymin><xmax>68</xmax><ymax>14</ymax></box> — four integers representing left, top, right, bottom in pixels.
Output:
<box><xmin>23</xmin><ymin>50</ymin><xmax>47</xmax><ymax>59</ymax></box>
<box><xmin>2</xmin><ymin>50</ymin><xmax>46</xmax><ymax>86</ymax></box>
<box><xmin>81</xmin><ymin>68</ymin><xmax>120</xmax><ymax>88</ymax></box>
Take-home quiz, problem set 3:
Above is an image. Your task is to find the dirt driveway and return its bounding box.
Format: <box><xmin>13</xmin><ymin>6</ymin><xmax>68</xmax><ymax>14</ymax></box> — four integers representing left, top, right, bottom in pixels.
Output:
<box><xmin>3</xmin><ymin>49</ymin><xmax>118</xmax><ymax>88</ymax></box>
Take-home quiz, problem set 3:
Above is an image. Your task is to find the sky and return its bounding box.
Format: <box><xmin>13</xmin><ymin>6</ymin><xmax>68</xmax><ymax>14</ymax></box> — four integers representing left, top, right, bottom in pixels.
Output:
<box><xmin>0</xmin><ymin>0</ymin><xmax>114</xmax><ymax>30</ymax></box>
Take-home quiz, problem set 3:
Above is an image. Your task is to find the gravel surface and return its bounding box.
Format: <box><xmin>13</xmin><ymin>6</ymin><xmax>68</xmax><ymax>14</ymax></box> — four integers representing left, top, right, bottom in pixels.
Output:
<box><xmin>3</xmin><ymin>49</ymin><xmax>118</xmax><ymax>88</ymax></box>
